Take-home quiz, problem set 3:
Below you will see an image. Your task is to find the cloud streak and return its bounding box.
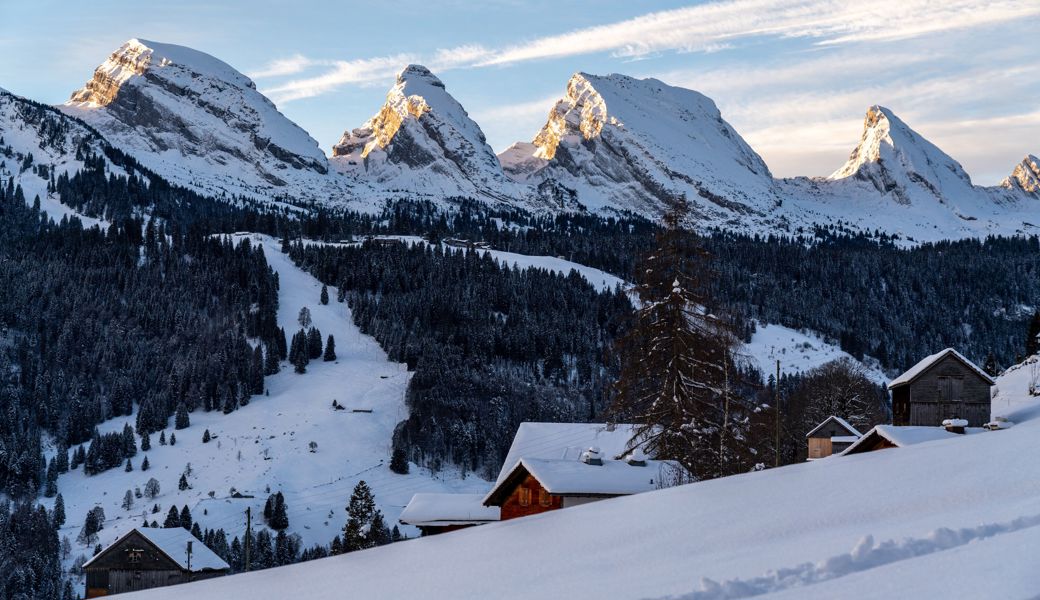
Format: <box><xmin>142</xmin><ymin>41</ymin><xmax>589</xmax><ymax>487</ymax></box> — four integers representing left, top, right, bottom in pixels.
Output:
<box><xmin>252</xmin><ymin>0</ymin><xmax>1039</xmax><ymax>103</ymax></box>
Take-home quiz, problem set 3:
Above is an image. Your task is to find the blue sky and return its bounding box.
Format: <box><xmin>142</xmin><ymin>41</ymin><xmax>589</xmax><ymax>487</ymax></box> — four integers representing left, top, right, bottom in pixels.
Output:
<box><xmin>1</xmin><ymin>0</ymin><xmax>1037</xmax><ymax>183</ymax></box>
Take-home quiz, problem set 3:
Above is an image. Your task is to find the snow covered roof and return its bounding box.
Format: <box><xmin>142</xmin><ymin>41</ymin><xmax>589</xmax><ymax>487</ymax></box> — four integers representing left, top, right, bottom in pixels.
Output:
<box><xmin>841</xmin><ymin>424</ymin><xmax>985</xmax><ymax>455</ymax></box>
<box><xmin>399</xmin><ymin>493</ymin><xmax>500</xmax><ymax>527</ymax></box>
<box><xmin>805</xmin><ymin>416</ymin><xmax>862</xmax><ymax>438</ymax></box>
<box><xmin>84</xmin><ymin>527</ymin><xmax>230</xmax><ymax>572</ymax></box>
<box><xmin>494</xmin><ymin>422</ymin><xmax>644</xmax><ymax>486</ymax></box>
<box><xmin>888</xmin><ymin>348</ymin><xmax>994</xmax><ymax>389</ymax></box>
<box><xmin>831</xmin><ymin>436</ymin><xmax>860</xmax><ymax>443</ymax></box>
<box><xmin>484</xmin><ymin>457</ymin><xmax>680</xmax><ymax>506</ymax></box>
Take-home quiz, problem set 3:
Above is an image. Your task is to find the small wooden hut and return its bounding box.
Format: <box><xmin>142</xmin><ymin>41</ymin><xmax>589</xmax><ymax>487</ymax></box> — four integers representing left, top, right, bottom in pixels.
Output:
<box><xmin>805</xmin><ymin>416</ymin><xmax>862</xmax><ymax>459</ymax></box>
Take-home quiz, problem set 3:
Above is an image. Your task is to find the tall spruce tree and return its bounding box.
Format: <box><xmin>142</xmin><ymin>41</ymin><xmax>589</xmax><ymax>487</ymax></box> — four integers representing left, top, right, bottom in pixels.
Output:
<box><xmin>1027</xmin><ymin>310</ymin><xmax>1040</xmax><ymax>357</ymax></box>
<box><xmin>175</xmin><ymin>402</ymin><xmax>190</xmax><ymax>430</ymax></box>
<box><xmin>323</xmin><ymin>335</ymin><xmax>336</xmax><ymax>362</ymax></box>
<box><xmin>609</xmin><ymin>197</ymin><xmax>738</xmax><ymax>480</ymax></box>
<box><xmin>343</xmin><ymin>480</ymin><xmax>377</xmax><ymax>552</ymax></box>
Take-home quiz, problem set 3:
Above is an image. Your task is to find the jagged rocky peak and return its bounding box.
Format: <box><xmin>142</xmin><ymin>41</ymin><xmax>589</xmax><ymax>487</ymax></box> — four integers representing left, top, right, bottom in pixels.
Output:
<box><xmin>500</xmin><ymin>71</ymin><xmax>778</xmax><ymax>217</ymax></box>
<box><xmin>62</xmin><ymin>38</ymin><xmax>328</xmax><ymax>197</ymax></box>
<box><xmin>828</xmin><ymin>105</ymin><xmax>975</xmax><ymax>204</ymax></box>
<box><xmin>1001</xmin><ymin>154</ymin><xmax>1040</xmax><ymax>196</ymax></box>
<box><xmin>330</xmin><ymin>64</ymin><xmax>524</xmax><ymax>202</ymax></box>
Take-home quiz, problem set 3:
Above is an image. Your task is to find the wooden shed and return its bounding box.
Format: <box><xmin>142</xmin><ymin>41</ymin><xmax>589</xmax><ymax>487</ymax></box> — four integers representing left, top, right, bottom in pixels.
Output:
<box><xmin>398</xmin><ymin>493</ymin><xmax>500</xmax><ymax>536</ymax></box>
<box><xmin>888</xmin><ymin>348</ymin><xmax>994</xmax><ymax>427</ymax></box>
<box><xmin>83</xmin><ymin>527</ymin><xmax>229</xmax><ymax>598</ymax></box>
<box><xmin>805</xmin><ymin>416</ymin><xmax>862</xmax><ymax>459</ymax></box>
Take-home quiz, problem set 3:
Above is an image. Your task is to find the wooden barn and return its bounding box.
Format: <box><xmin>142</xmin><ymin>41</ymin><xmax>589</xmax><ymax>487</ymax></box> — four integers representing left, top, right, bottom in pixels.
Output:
<box><xmin>888</xmin><ymin>348</ymin><xmax>994</xmax><ymax>427</ymax></box>
<box><xmin>398</xmin><ymin>493</ymin><xmax>500</xmax><ymax>536</ymax></box>
<box><xmin>805</xmin><ymin>416</ymin><xmax>862</xmax><ymax>459</ymax></box>
<box><xmin>83</xmin><ymin>527</ymin><xmax>229</xmax><ymax>598</ymax></box>
<box><xmin>483</xmin><ymin>448</ymin><xmax>680</xmax><ymax>520</ymax></box>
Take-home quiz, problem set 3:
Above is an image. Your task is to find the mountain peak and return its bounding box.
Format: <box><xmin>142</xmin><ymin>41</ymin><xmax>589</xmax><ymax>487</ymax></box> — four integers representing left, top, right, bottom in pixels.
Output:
<box><xmin>501</xmin><ymin>71</ymin><xmax>777</xmax><ymax>215</ymax></box>
<box><xmin>398</xmin><ymin>64</ymin><xmax>444</xmax><ymax>88</ymax></box>
<box><xmin>61</xmin><ymin>39</ymin><xmax>329</xmax><ymax>202</ymax></box>
<box><xmin>331</xmin><ymin>64</ymin><xmax>524</xmax><ymax>203</ymax></box>
<box><xmin>1001</xmin><ymin>154</ymin><xmax>1040</xmax><ymax>196</ymax></box>
<box><xmin>829</xmin><ymin>105</ymin><xmax>974</xmax><ymax>204</ymax></box>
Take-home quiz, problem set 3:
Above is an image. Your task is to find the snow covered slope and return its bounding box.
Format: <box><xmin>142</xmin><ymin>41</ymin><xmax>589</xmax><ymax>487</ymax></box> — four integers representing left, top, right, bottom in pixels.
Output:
<box><xmin>331</xmin><ymin>65</ymin><xmax>533</xmax><ymax>206</ymax></box>
<box><xmin>744</xmin><ymin>322</ymin><xmax>887</xmax><ymax>384</ymax></box>
<box><xmin>60</xmin><ymin>39</ymin><xmax>355</xmax><ymax>207</ymax></box>
<box><xmin>48</xmin><ymin>233</ymin><xmax>489</xmax><ymax>563</ymax></box>
<box><xmin>0</xmin><ymin>87</ymin><xmax>110</xmax><ymax>227</ymax></box>
<box><xmin>125</xmin><ymin>355</ymin><xmax>1040</xmax><ymax>600</ymax></box>
<box><xmin>780</xmin><ymin>107</ymin><xmax>1039</xmax><ymax>241</ymax></box>
<box><xmin>500</xmin><ymin>72</ymin><xmax>781</xmax><ymax>220</ymax></box>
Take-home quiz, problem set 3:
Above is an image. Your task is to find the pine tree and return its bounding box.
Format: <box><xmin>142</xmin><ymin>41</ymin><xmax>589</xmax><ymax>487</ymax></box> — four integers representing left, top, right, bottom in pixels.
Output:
<box><xmin>609</xmin><ymin>197</ymin><xmax>738</xmax><ymax>480</ymax></box>
<box><xmin>984</xmin><ymin>352</ymin><xmax>999</xmax><ymax>377</ymax></box>
<box><xmin>169</xmin><ymin>432</ymin><xmax>177</xmax><ymax>446</ymax></box>
<box><xmin>264</xmin><ymin>342</ymin><xmax>280</xmax><ymax>375</ymax></box>
<box><xmin>52</xmin><ymin>493</ymin><xmax>66</xmax><ymax>528</ymax></box>
<box><xmin>179</xmin><ymin>505</ymin><xmax>192</xmax><ymax>530</ymax></box>
<box><xmin>307</xmin><ymin>327</ymin><xmax>323</xmax><ymax>360</ymax></box>
<box><xmin>298</xmin><ymin>307</ymin><xmax>312</xmax><ymax>329</ymax></box>
<box><xmin>122</xmin><ymin>490</ymin><xmax>134</xmax><ymax>511</ymax></box>
<box><xmin>320</xmin><ymin>285</ymin><xmax>329</xmax><ymax>305</ymax></box>
<box><xmin>270</xmin><ymin>492</ymin><xmax>289</xmax><ymax>531</ymax></box>
<box><xmin>178</xmin><ymin>473</ymin><xmax>189</xmax><ymax>491</ymax></box>
<box><xmin>203</xmin><ymin>429</ymin><xmax>211</xmax><ymax>443</ymax></box>
<box><xmin>175</xmin><ymin>402</ymin><xmax>190</xmax><ymax>430</ymax></box>
<box><xmin>124</xmin><ymin>458</ymin><xmax>133</xmax><ymax>472</ymax></box>
<box><xmin>141</xmin><ymin>431</ymin><xmax>151</xmax><ymax>452</ymax></box>
<box><xmin>323</xmin><ymin>335</ymin><xmax>336</xmax><ymax>361</ymax></box>
<box><xmin>122</xmin><ymin>423</ymin><xmax>137</xmax><ymax>457</ymax></box>
<box><xmin>164</xmin><ymin>506</ymin><xmax>180</xmax><ymax>528</ymax></box>
<box><xmin>141</xmin><ymin>456</ymin><xmax>150</xmax><ymax>471</ymax></box>
<box><xmin>343</xmin><ymin>480</ymin><xmax>376</xmax><ymax>552</ymax></box>
<box><xmin>45</xmin><ymin>458</ymin><xmax>59</xmax><ymax>497</ymax></box>
<box><xmin>389</xmin><ymin>444</ymin><xmax>409</xmax><ymax>474</ymax></box>
<box><xmin>159</xmin><ymin>431</ymin><xmax>166</xmax><ymax>445</ymax></box>
<box><xmin>1027</xmin><ymin>310</ymin><xmax>1040</xmax><ymax>357</ymax></box>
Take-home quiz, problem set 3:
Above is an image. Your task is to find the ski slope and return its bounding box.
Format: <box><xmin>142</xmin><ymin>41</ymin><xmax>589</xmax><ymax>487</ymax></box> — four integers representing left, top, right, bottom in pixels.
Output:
<box><xmin>49</xmin><ymin>233</ymin><xmax>489</xmax><ymax>567</ymax></box>
<box><xmin>126</xmin><ymin>355</ymin><xmax>1040</xmax><ymax>600</ymax></box>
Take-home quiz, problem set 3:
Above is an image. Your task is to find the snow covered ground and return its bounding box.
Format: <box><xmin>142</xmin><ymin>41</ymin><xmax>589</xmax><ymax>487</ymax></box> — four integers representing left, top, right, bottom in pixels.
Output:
<box><xmin>744</xmin><ymin>322</ymin><xmax>888</xmax><ymax>383</ymax></box>
<box><xmin>124</xmin><ymin>354</ymin><xmax>1040</xmax><ymax>600</ymax></box>
<box><xmin>48</xmin><ymin>233</ymin><xmax>489</xmax><ymax>567</ymax></box>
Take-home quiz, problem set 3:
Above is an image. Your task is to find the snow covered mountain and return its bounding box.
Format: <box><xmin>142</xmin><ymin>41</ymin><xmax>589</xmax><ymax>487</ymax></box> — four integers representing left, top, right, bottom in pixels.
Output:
<box><xmin>780</xmin><ymin>106</ymin><xmax>1039</xmax><ymax>240</ymax></box>
<box><xmin>0</xmin><ymin>87</ymin><xmax>117</xmax><ymax>225</ymax></box>
<box><xmin>60</xmin><ymin>39</ymin><xmax>348</xmax><ymax>206</ymax></box>
<box><xmin>499</xmin><ymin>72</ymin><xmax>781</xmax><ymax>219</ymax></box>
<box><xmin>1001</xmin><ymin>154</ymin><xmax>1040</xmax><ymax>197</ymax></box>
<box><xmin>330</xmin><ymin>65</ymin><xmax>532</xmax><ymax>206</ymax></box>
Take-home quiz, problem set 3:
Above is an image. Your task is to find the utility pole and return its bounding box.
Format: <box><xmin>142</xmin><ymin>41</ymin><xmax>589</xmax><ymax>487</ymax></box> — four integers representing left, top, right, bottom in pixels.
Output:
<box><xmin>186</xmin><ymin>541</ymin><xmax>193</xmax><ymax>582</ymax></box>
<box><xmin>244</xmin><ymin>507</ymin><xmax>252</xmax><ymax>572</ymax></box>
<box><xmin>775</xmin><ymin>359</ymin><xmax>781</xmax><ymax>468</ymax></box>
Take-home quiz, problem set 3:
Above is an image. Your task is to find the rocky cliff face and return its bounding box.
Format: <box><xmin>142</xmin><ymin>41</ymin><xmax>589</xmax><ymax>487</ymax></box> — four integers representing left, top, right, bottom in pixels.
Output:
<box><xmin>62</xmin><ymin>39</ymin><xmax>335</xmax><ymax>204</ymax></box>
<box><xmin>1001</xmin><ymin>155</ymin><xmax>1040</xmax><ymax>197</ymax></box>
<box><xmin>499</xmin><ymin>72</ymin><xmax>781</xmax><ymax>219</ymax></box>
<box><xmin>331</xmin><ymin>65</ymin><xmax>530</xmax><ymax>205</ymax></box>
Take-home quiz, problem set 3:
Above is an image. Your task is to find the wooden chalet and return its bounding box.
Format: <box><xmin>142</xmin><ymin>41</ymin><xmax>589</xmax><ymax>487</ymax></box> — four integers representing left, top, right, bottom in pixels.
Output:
<box><xmin>483</xmin><ymin>448</ymin><xmax>680</xmax><ymax>520</ymax></box>
<box><xmin>83</xmin><ymin>527</ymin><xmax>229</xmax><ymax>598</ymax></box>
<box><xmin>399</xmin><ymin>493</ymin><xmax>500</xmax><ymax>536</ymax></box>
<box><xmin>805</xmin><ymin>416</ymin><xmax>862</xmax><ymax>459</ymax></box>
<box><xmin>888</xmin><ymin>348</ymin><xmax>994</xmax><ymax>427</ymax></box>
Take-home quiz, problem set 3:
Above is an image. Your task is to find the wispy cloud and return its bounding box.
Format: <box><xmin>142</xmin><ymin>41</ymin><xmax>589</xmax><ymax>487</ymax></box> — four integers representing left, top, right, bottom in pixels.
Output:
<box><xmin>253</xmin><ymin>0</ymin><xmax>1039</xmax><ymax>104</ymax></box>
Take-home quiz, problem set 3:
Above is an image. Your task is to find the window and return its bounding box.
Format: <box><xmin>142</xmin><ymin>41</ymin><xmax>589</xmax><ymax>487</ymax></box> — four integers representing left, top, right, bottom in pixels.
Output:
<box><xmin>539</xmin><ymin>489</ymin><xmax>552</xmax><ymax>507</ymax></box>
<box><xmin>938</xmin><ymin>377</ymin><xmax>964</xmax><ymax>402</ymax></box>
<box><xmin>518</xmin><ymin>487</ymin><xmax>531</xmax><ymax>506</ymax></box>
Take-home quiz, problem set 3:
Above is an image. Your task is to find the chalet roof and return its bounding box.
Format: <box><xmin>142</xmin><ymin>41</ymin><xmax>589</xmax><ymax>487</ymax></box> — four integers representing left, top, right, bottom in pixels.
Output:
<box><xmin>805</xmin><ymin>415</ymin><xmax>862</xmax><ymax>439</ymax></box>
<box><xmin>888</xmin><ymin>348</ymin><xmax>995</xmax><ymax>389</ymax></box>
<box><xmin>484</xmin><ymin>457</ymin><xmax>680</xmax><ymax>506</ymax></box>
<box><xmin>84</xmin><ymin>527</ymin><xmax>230</xmax><ymax>572</ymax></box>
<box><xmin>494</xmin><ymin>422</ymin><xmax>645</xmax><ymax>487</ymax></box>
<box><xmin>399</xmin><ymin>493</ymin><xmax>500</xmax><ymax>527</ymax></box>
<box><xmin>840</xmin><ymin>424</ymin><xmax>985</xmax><ymax>455</ymax></box>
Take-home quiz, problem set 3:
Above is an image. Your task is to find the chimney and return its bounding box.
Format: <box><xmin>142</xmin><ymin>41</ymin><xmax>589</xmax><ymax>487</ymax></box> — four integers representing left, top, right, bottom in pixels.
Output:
<box><xmin>581</xmin><ymin>446</ymin><xmax>603</xmax><ymax>466</ymax></box>
<box><xmin>942</xmin><ymin>418</ymin><xmax>968</xmax><ymax>434</ymax></box>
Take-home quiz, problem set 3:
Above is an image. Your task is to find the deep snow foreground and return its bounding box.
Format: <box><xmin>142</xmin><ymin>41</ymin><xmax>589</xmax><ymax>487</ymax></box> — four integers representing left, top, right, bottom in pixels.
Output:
<box><xmin>49</xmin><ymin>233</ymin><xmax>489</xmax><ymax>561</ymax></box>
<box><xmin>125</xmin><ymin>358</ymin><xmax>1040</xmax><ymax>599</ymax></box>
